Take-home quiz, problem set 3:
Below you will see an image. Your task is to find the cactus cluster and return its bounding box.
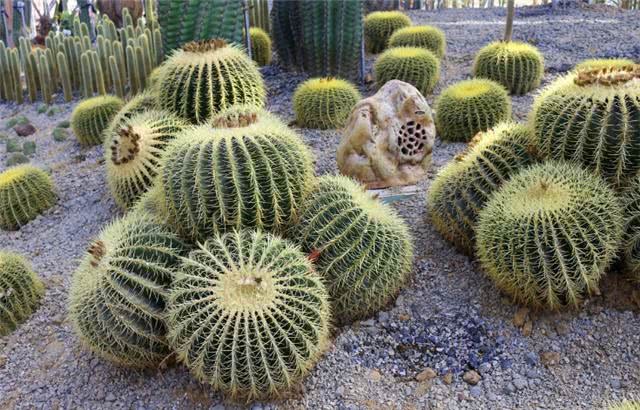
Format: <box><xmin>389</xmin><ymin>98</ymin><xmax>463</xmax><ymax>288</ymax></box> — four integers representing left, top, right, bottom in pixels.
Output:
<box><xmin>364</xmin><ymin>11</ymin><xmax>412</xmax><ymax>54</ymax></box>
<box><xmin>374</xmin><ymin>47</ymin><xmax>440</xmax><ymax>95</ymax></box>
<box><xmin>476</xmin><ymin>161</ymin><xmax>622</xmax><ymax>310</ymax></box>
<box><xmin>428</xmin><ymin>123</ymin><xmax>538</xmax><ymax>255</ymax></box>
<box><xmin>157</xmin><ymin>39</ymin><xmax>266</xmax><ymax>124</ymax></box>
<box><xmin>0</xmin><ymin>252</ymin><xmax>44</xmax><ymax>336</ymax></box>
<box><xmin>249</xmin><ymin>27</ymin><xmax>272</xmax><ymax>66</ymax></box>
<box><xmin>105</xmin><ymin>110</ymin><xmax>188</xmax><ymax>209</ymax></box>
<box><xmin>69</xmin><ymin>212</ymin><xmax>188</xmax><ymax>368</ymax></box>
<box><xmin>531</xmin><ymin>64</ymin><xmax>640</xmax><ymax>188</ymax></box>
<box><xmin>0</xmin><ymin>165</ymin><xmax>57</xmax><ymax>230</ymax></box>
<box><xmin>388</xmin><ymin>25</ymin><xmax>446</xmax><ymax>59</ymax></box>
<box><xmin>71</xmin><ymin>95</ymin><xmax>124</xmax><ymax>146</ymax></box>
<box><xmin>168</xmin><ymin>229</ymin><xmax>330</xmax><ymax>400</ymax></box>
<box><xmin>293</xmin><ymin>77</ymin><xmax>362</xmax><ymax>129</ymax></box>
<box><xmin>473</xmin><ymin>41</ymin><xmax>544</xmax><ymax>95</ymax></box>
<box><xmin>435</xmin><ymin>79</ymin><xmax>512</xmax><ymax>142</ymax></box>
<box><xmin>291</xmin><ymin>176</ymin><xmax>413</xmax><ymax>324</ymax></box>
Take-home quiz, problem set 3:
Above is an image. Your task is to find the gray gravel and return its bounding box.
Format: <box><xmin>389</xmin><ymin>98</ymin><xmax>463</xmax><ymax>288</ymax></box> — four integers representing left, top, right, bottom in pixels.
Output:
<box><xmin>1</xmin><ymin>5</ymin><xmax>640</xmax><ymax>409</ymax></box>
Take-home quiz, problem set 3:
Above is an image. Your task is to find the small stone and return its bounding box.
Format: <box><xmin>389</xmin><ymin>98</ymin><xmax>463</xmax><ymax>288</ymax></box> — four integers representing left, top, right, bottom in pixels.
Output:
<box><xmin>540</xmin><ymin>351</ymin><xmax>561</xmax><ymax>367</ymax></box>
<box><xmin>212</xmin><ymin>404</ymin><xmax>226</xmax><ymax>410</ymax></box>
<box><xmin>504</xmin><ymin>383</ymin><xmax>516</xmax><ymax>394</ymax></box>
<box><xmin>555</xmin><ymin>322</ymin><xmax>570</xmax><ymax>335</ymax></box>
<box><xmin>469</xmin><ymin>386</ymin><xmax>482</xmax><ymax>398</ymax></box>
<box><xmin>336</xmin><ymin>386</ymin><xmax>345</xmax><ymax>396</ymax></box>
<box><xmin>525</xmin><ymin>352</ymin><xmax>538</xmax><ymax>366</ymax></box>
<box><xmin>443</xmin><ymin>373</ymin><xmax>453</xmax><ymax>385</ymax></box>
<box><xmin>105</xmin><ymin>392</ymin><xmax>116</xmax><ymax>401</ymax></box>
<box><xmin>398</xmin><ymin>313</ymin><xmax>410</xmax><ymax>321</ymax></box>
<box><xmin>368</xmin><ymin>369</ymin><xmax>382</xmax><ymax>382</ymax></box>
<box><xmin>486</xmin><ymin>392</ymin><xmax>498</xmax><ymax>401</ymax></box>
<box><xmin>414</xmin><ymin>381</ymin><xmax>432</xmax><ymax>396</ymax></box>
<box><xmin>513</xmin><ymin>377</ymin><xmax>527</xmax><ymax>390</ymax></box>
<box><xmin>611</xmin><ymin>378</ymin><xmax>621</xmax><ymax>389</ymax></box>
<box><xmin>378</xmin><ymin>311</ymin><xmax>390</xmax><ymax>323</ymax></box>
<box><xmin>522</xmin><ymin>319</ymin><xmax>533</xmax><ymax>336</ymax></box>
<box><xmin>513</xmin><ymin>307</ymin><xmax>529</xmax><ymax>327</ymax></box>
<box><xmin>361</xmin><ymin>319</ymin><xmax>375</xmax><ymax>327</ymax></box>
<box><xmin>416</xmin><ymin>368</ymin><xmax>437</xmax><ymax>382</ymax></box>
<box><xmin>479</xmin><ymin>362</ymin><xmax>492</xmax><ymax>374</ymax></box>
<box><xmin>14</xmin><ymin>123</ymin><xmax>36</xmax><ymax>137</ymax></box>
<box><xmin>463</xmin><ymin>370</ymin><xmax>481</xmax><ymax>385</ymax></box>
<box><xmin>0</xmin><ymin>356</ymin><xmax>6</xmax><ymax>368</ymax></box>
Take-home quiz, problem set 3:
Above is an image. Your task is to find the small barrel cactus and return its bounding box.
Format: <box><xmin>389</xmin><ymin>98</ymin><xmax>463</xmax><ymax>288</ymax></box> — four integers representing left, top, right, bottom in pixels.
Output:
<box><xmin>435</xmin><ymin>79</ymin><xmax>512</xmax><ymax>142</ymax></box>
<box><xmin>473</xmin><ymin>41</ymin><xmax>544</xmax><ymax>95</ymax></box>
<box><xmin>71</xmin><ymin>95</ymin><xmax>125</xmax><ymax>146</ymax></box>
<box><xmin>0</xmin><ymin>252</ymin><xmax>44</xmax><ymax>336</ymax></box>
<box><xmin>159</xmin><ymin>109</ymin><xmax>314</xmax><ymax>241</ymax></box>
<box><xmin>428</xmin><ymin>123</ymin><xmax>538</xmax><ymax>255</ymax></box>
<box><xmin>0</xmin><ymin>165</ymin><xmax>57</xmax><ymax>230</ymax></box>
<box><xmin>374</xmin><ymin>47</ymin><xmax>440</xmax><ymax>95</ymax></box>
<box><xmin>105</xmin><ymin>110</ymin><xmax>188</xmax><ymax>209</ymax></box>
<box><xmin>364</xmin><ymin>11</ymin><xmax>411</xmax><ymax>54</ymax></box>
<box><xmin>388</xmin><ymin>25</ymin><xmax>446</xmax><ymax>59</ymax></box>
<box><xmin>249</xmin><ymin>27</ymin><xmax>272</xmax><ymax>66</ymax></box>
<box><xmin>168</xmin><ymin>229</ymin><xmax>330</xmax><ymax>400</ymax></box>
<box><xmin>291</xmin><ymin>176</ymin><xmax>413</xmax><ymax>323</ymax></box>
<box><xmin>574</xmin><ymin>58</ymin><xmax>635</xmax><ymax>72</ymax></box>
<box><xmin>622</xmin><ymin>175</ymin><xmax>640</xmax><ymax>281</ymax></box>
<box><xmin>68</xmin><ymin>212</ymin><xmax>188</xmax><ymax>367</ymax></box>
<box><xmin>158</xmin><ymin>39</ymin><xmax>266</xmax><ymax>124</ymax></box>
<box><xmin>532</xmin><ymin>64</ymin><xmax>640</xmax><ymax>188</ymax></box>
<box><xmin>476</xmin><ymin>161</ymin><xmax>622</xmax><ymax>310</ymax></box>
<box><xmin>293</xmin><ymin>77</ymin><xmax>362</xmax><ymax>129</ymax></box>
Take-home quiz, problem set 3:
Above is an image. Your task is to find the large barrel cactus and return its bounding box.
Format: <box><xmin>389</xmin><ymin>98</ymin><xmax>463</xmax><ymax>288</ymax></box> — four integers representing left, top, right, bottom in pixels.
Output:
<box><xmin>105</xmin><ymin>90</ymin><xmax>159</xmax><ymax>137</ymax></box>
<box><xmin>168</xmin><ymin>229</ymin><xmax>331</xmax><ymax>400</ymax></box>
<box><xmin>388</xmin><ymin>25</ymin><xmax>446</xmax><ymax>59</ymax></box>
<box><xmin>428</xmin><ymin>123</ymin><xmax>538</xmax><ymax>255</ymax></box>
<box><xmin>364</xmin><ymin>11</ymin><xmax>411</xmax><ymax>54</ymax></box>
<box><xmin>622</xmin><ymin>175</ymin><xmax>640</xmax><ymax>281</ymax></box>
<box><xmin>374</xmin><ymin>47</ymin><xmax>440</xmax><ymax>95</ymax></box>
<box><xmin>0</xmin><ymin>252</ymin><xmax>44</xmax><ymax>336</ymax></box>
<box><xmin>532</xmin><ymin>64</ymin><xmax>640</xmax><ymax>189</ymax></box>
<box><xmin>293</xmin><ymin>77</ymin><xmax>362</xmax><ymax>129</ymax></box>
<box><xmin>291</xmin><ymin>176</ymin><xmax>413</xmax><ymax>324</ymax></box>
<box><xmin>0</xmin><ymin>165</ymin><xmax>57</xmax><ymax>230</ymax></box>
<box><xmin>476</xmin><ymin>161</ymin><xmax>622</xmax><ymax>310</ymax></box>
<box><xmin>157</xmin><ymin>39</ymin><xmax>266</xmax><ymax>124</ymax></box>
<box><xmin>69</xmin><ymin>212</ymin><xmax>188</xmax><ymax>367</ymax></box>
<box><xmin>71</xmin><ymin>95</ymin><xmax>125</xmax><ymax>146</ymax></box>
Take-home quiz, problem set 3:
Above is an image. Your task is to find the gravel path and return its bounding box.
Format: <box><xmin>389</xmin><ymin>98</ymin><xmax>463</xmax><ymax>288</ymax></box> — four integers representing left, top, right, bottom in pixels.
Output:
<box><xmin>1</xmin><ymin>5</ymin><xmax>639</xmax><ymax>410</ymax></box>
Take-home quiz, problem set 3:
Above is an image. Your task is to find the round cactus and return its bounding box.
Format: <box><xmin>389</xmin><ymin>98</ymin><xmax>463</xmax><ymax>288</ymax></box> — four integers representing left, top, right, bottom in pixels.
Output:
<box><xmin>249</xmin><ymin>27</ymin><xmax>272</xmax><ymax>66</ymax></box>
<box><xmin>0</xmin><ymin>252</ymin><xmax>44</xmax><ymax>336</ymax></box>
<box><xmin>168</xmin><ymin>229</ymin><xmax>330</xmax><ymax>400</ymax></box>
<box><xmin>374</xmin><ymin>47</ymin><xmax>440</xmax><ymax>95</ymax></box>
<box><xmin>71</xmin><ymin>95</ymin><xmax>124</xmax><ymax>146</ymax></box>
<box><xmin>159</xmin><ymin>110</ymin><xmax>314</xmax><ymax>242</ymax></box>
<box><xmin>291</xmin><ymin>176</ymin><xmax>413</xmax><ymax>323</ymax></box>
<box><xmin>0</xmin><ymin>165</ymin><xmax>57</xmax><ymax>230</ymax></box>
<box><xmin>388</xmin><ymin>25</ymin><xmax>446</xmax><ymax>59</ymax></box>
<box><xmin>104</xmin><ymin>90</ymin><xmax>159</xmax><ymax>139</ymax></box>
<box><xmin>68</xmin><ymin>212</ymin><xmax>188</xmax><ymax>367</ymax></box>
<box><xmin>428</xmin><ymin>123</ymin><xmax>538</xmax><ymax>255</ymax></box>
<box><xmin>158</xmin><ymin>39</ymin><xmax>266</xmax><ymax>124</ymax></box>
<box><xmin>131</xmin><ymin>184</ymin><xmax>169</xmax><ymax>223</ymax></box>
<box><xmin>473</xmin><ymin>41</ymin><xmax>544</xmax><ymax>95</ymax></box>
<box><xmin>531</xmin><ymin>64</ymin><xmax>640</xmax><ymax>188</ymax></box>
<box><xmin>476</xmin><ymin>161</ymin><xmax>622</xmax><ymax>310</ymax></box>
<box><xmin>435</xmin><ymin>79</ymin><xmax>512</xmax><ymax>142</ymax></box>
<box><xmin>574</xmin><ymin>58</ymin><xmax>635</xmax><ymax>72</ymax></box>
<box><xmin>293</xmin><ymin>77</ymin><xmax>362</xmax><ymax>129</ymax></box>
<box><xmin>608</xmin><ymin>400</ymin><xmax>640</xmax><ymax>410</ymax></box>
<box><xmin>364</xmin><ymin>11</ymin><xmax>411</xmax><ymax>54</ymax></box>
<box><xmin>622</xmin><ymin>175</ymin><xmax>640</xmax><ymax>281</ymax></box>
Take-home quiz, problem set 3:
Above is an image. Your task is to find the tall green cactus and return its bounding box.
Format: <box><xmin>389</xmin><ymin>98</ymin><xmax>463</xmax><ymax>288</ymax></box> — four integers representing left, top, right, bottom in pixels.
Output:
<box><xmin>57</xmin><ymin>51</ymin><xmax>73</xmax><ymax>101</ymax></box>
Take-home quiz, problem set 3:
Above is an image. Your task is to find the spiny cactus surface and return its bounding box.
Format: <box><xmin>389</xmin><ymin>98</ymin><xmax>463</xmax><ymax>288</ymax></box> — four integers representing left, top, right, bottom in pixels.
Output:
<box><xmin>105</xmin><ymin>90</ymin><xmax>159</xmax><ymax>137</ymax></box>
<box><xmin>364</xmin><ymin>11</ymin><xmax>411</xmax><ymax>54</ymax></box>
<box><xmin>71</xmin><ymin>95</ymin><xmax>124</xmax><ymax>146</ymax></box>
<box><xmin>293</xmin><ymin>77</ymin><xmax>362</xmax><ymax>129</ymax></box>
<box><xmin>249</xmin><ymin>27</ymin><xmax>272</xmax><ymax>66</ymax></box>
<box><xmin>0</xmin><ymin>251</ymin><xmax>44</xmax><ymax>336</ymax></box>
<box><xmin>622</xmin><ymin>174</ymin><xmax>640</xmax><ymax>282</ymax></box>
<box><xmin>388</xmin><ymin>25</ymin><xmax>446</xmax><ymax>59</ymax></box>
<box><xmin>0</xmin><ymin>165</ymin><xmax>57</xmax><ymax>230</ymax></box>
<box><xmin>374</xmin><ymin>46</ymin><xmax>440</xmax><ymax>95</ymax></box>
<box><xmin>574</xmin><ymin>58</ymin><xmax>635</xmax><ymax>72</ymax></box>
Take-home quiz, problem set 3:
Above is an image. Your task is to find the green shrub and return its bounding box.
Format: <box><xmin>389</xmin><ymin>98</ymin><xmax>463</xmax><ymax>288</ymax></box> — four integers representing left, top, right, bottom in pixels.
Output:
<box><xmin>57</xmin><ymin>120</ymin><xmax>71</xmax><ymax>129</ymax></box>
<box><xmin>364</xmin><ymin>11</ymin><xmax>411</xmax><ymax>54</ymax></box>
<box><xmin>5</xmin><ymin>138</ymin><xmax>20</xmax><ymax>152</ymax></box>
<box><xmin>0</xmin><ymin>251</ymin><xmax>44</xmax><ymax>336</ymax></box>
<box><xmin>52</xmin><ymin>128</ymin><xmax>68</xmax><ymax>142</ymax></box>
<box><xmin>388</xmin><ymin>25</ymin><xmax>446</xmax><ymax>58</ymax></box>
<box><xmin>293</xmin><ymin>77</ymin><xmax>361</xmax><ymax>129</ymax></box>
<box><xmin>249</xmin><ymin>27</ymin><xmax>272</xmax><ymax>66</ymax></box>
<box><xmin>374</xmin><ymin>46</ymin><xmax>440</xmax><ymax>95</ymax></box>
<box><xmin>71</xmin><ymin>95</ymin><xmax>124</xmax><ymax>146</ymax></box>
<box><xmin>0</xmin><ymin>165</ymin><xmax>57</xmax><ymax>230</ymax></box>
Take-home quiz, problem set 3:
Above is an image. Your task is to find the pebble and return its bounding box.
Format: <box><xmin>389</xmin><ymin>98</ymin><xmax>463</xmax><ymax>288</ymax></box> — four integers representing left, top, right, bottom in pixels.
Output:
<box><xmin>469</xmin><ymin>386</ymin><xmax>482</xmax><ymax>398</ymax></box>
<box><xmin>513</xmin><ymin>377</ymin><xmax>528</xmax><ymax>391</ymax></box>
<box><xmin>416</xmin><ymin>368</ymin><xmax>437</xmax><ymax>382</ymax></box>
<box><xmin>463</xmin><ymin>370</ymin><xmax>481</xmax><ymax>385</ymax></box>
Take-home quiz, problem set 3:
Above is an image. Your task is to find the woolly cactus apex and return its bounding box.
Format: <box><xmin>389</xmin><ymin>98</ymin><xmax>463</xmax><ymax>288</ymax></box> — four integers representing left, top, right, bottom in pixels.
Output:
<box><xmin>364</xmin><ymin>11</ymin><xmax>411</xmax><ymax>54</ymax></box>
<box><xmin>158</xmin><ymin>39</ymin><xmax>266</xmax><ymax>124</ymax></box>
<box><xmin>71</xmin><ymin>95</ymin><xmax>124</xmax><ymax>146</ymax></box>
<box><xmin>388</xmin><ymin>25</ymin><xmax>446</xmax><ymax>59</ymax></box>
<box><xmin>435</xmin><ymin>79</ymin><xmax>512</xmax><ymax>142</ymax></box>
<box><xmin>622</xmin><ymin>175</ymin><xmax>640</xmax><ymax>281</ymax></box>
<box><xmin>159</xmin><ymin>114</ymin><xmax>314</xmax><ymax>241</ymax></box>
<box><xmin>473</xmin><ymin>41</ymin><xmax>544</xmax><ymax>95</ymax></box>
<box><xmin>68</xmin><ymin>212</ymin><xmax>188</xmax><ymax>368</ymax></box>
<box><xmin>0</xmin><ymin>252</ymin><xmax>44</xmax><ymax>336</ymax></box>
<box><xmin>0</xmin><ymin>165</ymin><xmax>57</xmax><ymax>230</ymax></box>
<box><xmin>476</xmin><ymin>161</ymin><xmax>622</xmax><ymax>310</ymax></box>
<box><xmin>427</xmin><ymin>122</ymin><xmax>538</xmax><ymax>255</ymax></box>
<box><xmin>574</xmin><ymin>58</ymin><xmax>635</xmax><ymax>72</ymax></box>
<box><xmin>374</xmin><ymin>47</ymin><xmax>440</xmax><ymax>95</ymax></box>
<box><xmin>291</xmin><ymin>176</ymin><xmax>413</xmax><ymax>323</ymax></box>
<box><xmin>249</xmin><ymin>27</ymin><xmax>272</xmax><ymax>66</ymax></box>
<box><xmin>105</xmin><ymin>110</ymin><xmax>188</xmax><ymax>210</ymax></box>
<box><xmin>168</xmin><ymin>229</ymin><xmax>330</xmax><ymax>400</ymax></box>
<box><xmin>293</xmin><ymin>77</ymin><xmax>362</xmax><ymax>129</ymax></box>
<box><xmin>531</xmin><ymin>64</ymin><xmax>640</xmax><ymax>188</ymax></box>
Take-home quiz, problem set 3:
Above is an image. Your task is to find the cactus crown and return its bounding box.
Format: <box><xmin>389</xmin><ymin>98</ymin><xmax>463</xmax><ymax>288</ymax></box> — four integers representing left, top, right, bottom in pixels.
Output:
<box><xmin>448</xmin><ymin>80</ymin><xmax>492</xmax><ymax>98</ymax></box>
<box><xmin>573</xmin><ymin>64</ymin><xmax>640</xmax><ymax>87</ymax></box>
<box><xmin>209</xmin><ymin>104</ymin><xmax>266</xmax><ymax>128</ymax></box>
<box><xmin>0</xmin><ymin>165</ymin><xmax>30</xmax><ymax>185</ymax></box>
<box><xmin>574</xmin><ymin>58</ymin><xmax>636</xmax><ymax>72</ymax></box>
<box><xmin>181</xmin><ymin>38</ymin><xmax>228</xmax><ymax>53</ymax></box>
<box><xmin>111</xmin><ymin>125</ymin><xmax>141</xmax><ymax>165</ymax></box>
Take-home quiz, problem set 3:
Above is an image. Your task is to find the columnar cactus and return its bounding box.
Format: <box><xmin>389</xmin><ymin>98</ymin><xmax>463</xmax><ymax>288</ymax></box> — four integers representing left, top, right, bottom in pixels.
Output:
<box><xmin>71</xmin><ymin>95</ymin><xmax>124</xmax><ymax>146</ymax></box>
<box><xmin>291</xmin><ymin>176</ymin><xmax>413</xmax><ymax>323</ymax></box>
<box><xmin>159</xmin><ymin>109</ymin><xmax>314</xmax><ymax>241</ymax></box>
<box><xmin>68</xmin><ymin>212</ymin><xmax>188</xmax><ymax>368</ymax></box>
<box><xmin>364</xmin><ymin>11</ymin><xmax>411</xmax><ymax>54</ymax></box>
<box><xmin>249</xmin><ymin>27</ymin><xmax>272</xmax><ymax>66</ymax></box>
<box><xmin>293</xmin><ymin>77</ymin><xmax>362</xmax><ymax>129</ymax></box>
<box><xmin>531</xmin><ymin>64</ymin><xmax>640</xmax><ymax>188</ymax></box>
<box><xmin>158</xmin><ymin>39</ymin><xmax>266</xmax><ymax>124</ymax></box>
<box><xmin>374</xmin><ymin>47</ymin><xmax>440</xmax><ymax>95</ymax></box>
<box><xmin>427</xmin><ymin>123</ymin><xmax>538</xmax><ymax>255</ymax></box>
<box><xmin>0</xmin><ymin>252</ymin><xmax>44</xmax><ymax>336</ymax></box>
<box><xmin>473</xmin><ymin>41</ymin><xmax>544</xmax><ymax>95</ymax></box>
<box><xmin>476</xmin><ymin>161</ymin><xmax>622</xmax><ymax>310</ymax></box>
<box><xmin>0</xmin><ymin>165</ymin><xmax>57</xmax><ymax>230</ymax></box>
<box><xmin>105</xmin><ymin>110</ymin><xmax>188</xmax><ymax>209</ymax></box>
<box><xmin>168</xmin><ymin>229</ymin><xmax>330</xmax><ymax>400</ymax></box>
<box><xmin>435</xmin><ymin>79</ymin><xmax>512</xmax><ymax>142</ymax></box>
<box><xmin>388</xmin><ymin>25</ymin><xmax>446</xmax><ymax>59</ymax></box>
